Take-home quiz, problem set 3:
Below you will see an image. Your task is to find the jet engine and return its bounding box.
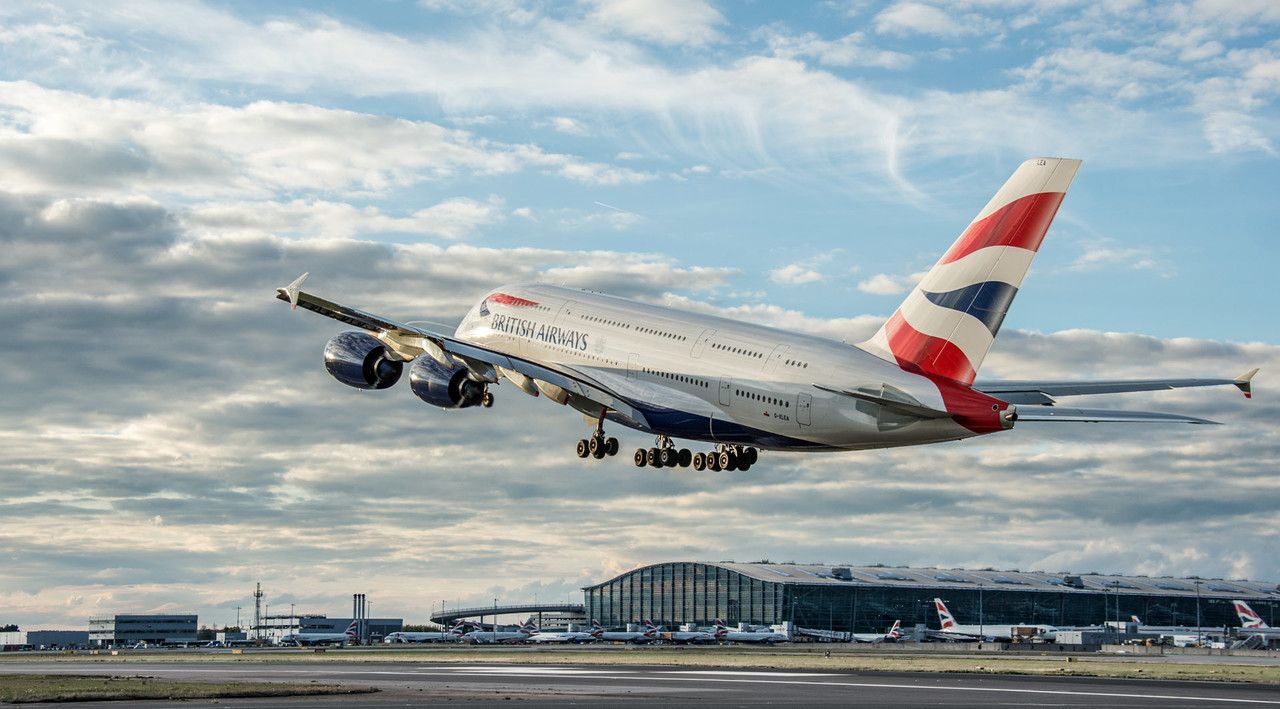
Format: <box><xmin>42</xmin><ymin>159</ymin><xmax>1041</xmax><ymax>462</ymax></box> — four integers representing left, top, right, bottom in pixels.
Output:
<box><xmin>409</xmin><ymin>356</ymin><xmax>488</xmax><ymax>409</ymax></box>
<box><xmin>323</xmin><ymin>331</ymin><xmax>404</xmax><ymax>390</ymax></box>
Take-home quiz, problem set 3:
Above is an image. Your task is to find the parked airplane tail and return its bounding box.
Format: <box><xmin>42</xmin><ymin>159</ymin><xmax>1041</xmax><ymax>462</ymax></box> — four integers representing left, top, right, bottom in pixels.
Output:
<box><xmin>643</xmin><ymin>620</ymin><xmax>658</xmax><ymax>636</ymax></box>
<box><xmin>933</xmin><ymin>598</ymin><xmax>956</xmax><ymax>630</ymax></box>
<box><xmin>1234</xmin><ymin>600</ymin><xmax>1269</xmax><ymax>629</ymax></box>
<box><xmin>861</xmin><ymin>158</ymin><xmax>1082</xmax><ymax>385</ymax></box>
<box><xmin>1131</xmin><ymin>615</ymin><xmax>1143</xmax><ymax>625</ymax></box>
<box><xmin>344</xmin><ymin>620</ymin><xmax>359</xmax><ymax>640</ymax></box>
<box><xmin>889</xmin><ymin>619</ymin><xmax>902</xmax><ymax>639</ymax></box>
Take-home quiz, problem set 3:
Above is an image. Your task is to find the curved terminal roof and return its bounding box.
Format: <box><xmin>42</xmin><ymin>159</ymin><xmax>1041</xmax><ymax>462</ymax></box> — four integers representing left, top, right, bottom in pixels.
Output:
<box><xmin>586</xmin><ymin>561</ymin><xmax>1279</xmax><ymax>600</ymax></box>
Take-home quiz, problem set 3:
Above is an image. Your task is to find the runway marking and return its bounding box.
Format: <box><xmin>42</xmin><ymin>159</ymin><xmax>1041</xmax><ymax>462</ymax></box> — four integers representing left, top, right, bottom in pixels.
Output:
<box><xmin>657</xmin><ymin>671</ymin><xmax>836</xmax><ymax>677</ymax></box>
<box><xmin>449</xmin><ymin>667</ymin><xmax>635</xmax><ymax>675</ymax></box>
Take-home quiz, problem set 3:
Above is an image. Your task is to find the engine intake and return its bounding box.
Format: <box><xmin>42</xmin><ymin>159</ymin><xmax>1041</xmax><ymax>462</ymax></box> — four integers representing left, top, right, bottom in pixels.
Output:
<box><xmin>323</xmin><ymin>331</ymin><xmax>403</xmax><ymax>390</ymax></box>
<box><xmin>409</xmin><ymin>356</ymin><xmax>487</xmax><ymax>409</ymax></box>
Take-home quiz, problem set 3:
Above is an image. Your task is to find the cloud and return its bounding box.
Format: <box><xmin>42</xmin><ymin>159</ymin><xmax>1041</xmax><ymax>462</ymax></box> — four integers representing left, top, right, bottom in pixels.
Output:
<box><xmin>181</xmin><ymin>197</ymin><xmax>506</xmax><ymax>241</ymax></box>
<box><xmin>769</xmin><ymin>263</ymin><xmax>825</xmax><ymax>285</ymax></box>
<box><xmin>0</xmin><ymin>81</ymin><xmax>650</xmax><ymax>198</ymax></box>
<box><xmin>1067</xmin><ymin>244</ymin><xmax>1162</xmax><ymax>273</ymax></box>
<box><xmin>585</xmin><ymin>0</ymin><xmax>725</xmax><ymax>46</ymax></box>
<box><xmin>857</xmin><ymin>271</ymin><xmax>926</xmax><ymax>295</ymax></box>
<box><xmin>873</xmin><ymin>2</ymin><xmax>995</xmax><ymax>38</ymax></box>
<box><xmin>763</xmin><ymin>29</ymin><xmax>914</xmax><ymax>70</ymax></box>
<box><xmin>545</xmin><ymin>116</ymin><xmax>589</xmax><ymax>135</ymax></box>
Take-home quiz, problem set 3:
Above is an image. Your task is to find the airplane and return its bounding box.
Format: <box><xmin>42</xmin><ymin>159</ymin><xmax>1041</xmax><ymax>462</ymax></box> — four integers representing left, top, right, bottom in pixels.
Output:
<box><xmin>383</xmin><ymin>621</ymin><xmax>468</xmax><ymax>643</ymax></box>
<box><xmin>280</xmin><ymin>620</ymin><xmax>359</xmax><ymax>647</ymax></box>
<box><xmin>933</xmin><ymin>598</ymin><xmax>1057</xmax><ymax>642</ymax></box>
<box><xmin>526</xmin><ymin>622</ymin><xmax>599</xmax><ymax>644</ymax></box>
<box><xmin>664</xmin><ymin>624</ymin><xmax>718</xmax><ymax>644</ymax></box>
<box><xmin>275</xmin><ymin>157</ymin><xmax>1257</xmax><ymax>470</ymax></box>
<box><xmin>591</xmin><ymin>619</ymin><xmax>660</xmax><ymax>643</ymax></box>
<box><xmin>462</xmin><ymin>618</ymin><xmax>537</xmax><ymax>644</ymax></box>
<box><xmin>711</xmin><ymin>619</ymin><xmax>790</xmax><ymax>644</ymax></box>
<box><xmin>851</xmin><ymin>620</ymin><xmax>903</xmax><ymax>643</ymax></box>
<box><xmin>1233</xmin><ymin>601</ymin><xmax>1280</xmax><ymax>640</ymax></box>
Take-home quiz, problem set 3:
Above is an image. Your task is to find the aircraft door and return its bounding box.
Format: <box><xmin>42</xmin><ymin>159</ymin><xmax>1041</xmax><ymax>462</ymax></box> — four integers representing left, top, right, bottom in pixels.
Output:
<box><xmin>764</xmin><ymin>345</ymin><xmax>790</xmax><ymax>373</ymax></box>
<box><xmin>718</xmin><ymin>378</ymin><xmax>733</xmax><ymax>406</ymax></box>
<box><xmin>692</xmin><ymin>329</ymin><xmax>716</xmax><ymax>358</ymax></box>
<box><xmin>797</xmin><ymin>392</ymin><xmax>812</xmax><ymax>426</ymax></box>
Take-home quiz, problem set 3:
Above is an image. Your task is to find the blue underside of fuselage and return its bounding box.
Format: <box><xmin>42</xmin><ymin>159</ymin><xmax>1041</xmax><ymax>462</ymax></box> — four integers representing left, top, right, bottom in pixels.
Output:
<box><xmin>607</xmin><ymin>402</ymin><xmax>833</xmax><ymax>451</ymax></box>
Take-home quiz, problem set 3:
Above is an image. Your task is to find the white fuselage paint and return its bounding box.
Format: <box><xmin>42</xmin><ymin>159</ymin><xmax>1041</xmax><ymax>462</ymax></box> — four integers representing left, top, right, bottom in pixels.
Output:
<box><xmin>455</xmin><ymin>284</ymin><xmax>998</xmax><ymax>451</ymax></box>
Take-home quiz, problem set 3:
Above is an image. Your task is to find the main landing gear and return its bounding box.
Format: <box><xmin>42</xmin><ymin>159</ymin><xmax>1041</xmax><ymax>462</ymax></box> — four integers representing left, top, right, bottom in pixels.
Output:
<box><xmin>576</xmin><ymin>411</ymin><xmax>620</xmax><ymax>460</ymax></box>
<box><xmin>633</xmin><ymin>439</ymin><xmax>759</xmax><ymax>471</ymax></box>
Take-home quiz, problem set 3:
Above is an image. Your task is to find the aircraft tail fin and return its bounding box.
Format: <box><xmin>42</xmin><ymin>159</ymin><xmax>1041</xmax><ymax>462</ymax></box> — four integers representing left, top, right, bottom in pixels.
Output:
<box><xmin>860</xmin><ymin>158</ymin><xmax>1082</xmax><ymax>385</ymax></box>
<box><xmin>934</xmin><ymin>598</ymin><xmax>957</xmax><ymax>630</ymax></box>
<box><xmin>1234</xmin><ymin>600</ymin><xmax>1269</xmax><ymax>629</ymax></box>
<box><xmin>1131</xmin><ymin>615</ymin><xmax>1142</xmax><ymax>625</ymax></box>
<box><xmin>889</xmin><ymin>619</ymin><xmax>902</xmax><ymax>639</ymax></box>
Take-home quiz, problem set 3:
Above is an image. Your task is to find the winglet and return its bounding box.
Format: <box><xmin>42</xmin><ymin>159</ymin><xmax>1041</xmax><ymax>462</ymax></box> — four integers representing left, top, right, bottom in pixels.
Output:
<box><xmin>277</xmin><ymin>272</ymin><xmax>309</xmax><ymax>310</ymax></box>
<box><xmin>1234</xmin><ymin>368</ymin><xmax>1258</xmax><ymax>399</ymax></box>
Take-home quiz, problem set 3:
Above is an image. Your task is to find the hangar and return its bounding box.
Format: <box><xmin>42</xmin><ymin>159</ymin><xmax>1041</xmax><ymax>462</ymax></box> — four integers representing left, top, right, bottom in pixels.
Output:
<box><xmin>583</xmin><ymin>562</ymin><xmax>1278</xmax><ymax>634</ymax></box>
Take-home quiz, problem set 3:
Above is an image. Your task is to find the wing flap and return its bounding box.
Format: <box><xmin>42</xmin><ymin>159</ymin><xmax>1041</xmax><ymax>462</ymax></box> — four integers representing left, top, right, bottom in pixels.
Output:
<box><xmin>1014</xmin><ymin>407</ymin><xmax>1219</xmax><ymax>425</ymax></box>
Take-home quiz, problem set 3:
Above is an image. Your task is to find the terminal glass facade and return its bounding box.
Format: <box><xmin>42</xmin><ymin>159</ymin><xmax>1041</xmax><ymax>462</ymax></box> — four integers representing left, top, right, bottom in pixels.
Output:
<box><xmin>583</xmin><ymin>563</ymin><xmax>1277</xmax><ymax>633</ymax></box>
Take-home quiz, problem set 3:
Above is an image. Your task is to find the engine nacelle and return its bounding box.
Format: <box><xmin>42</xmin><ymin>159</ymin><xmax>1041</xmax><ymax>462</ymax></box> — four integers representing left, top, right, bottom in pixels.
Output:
<box><xmin>409</xmin><ymin>356</ymin><xmax>487</xmax><ymax>409</ymax></box>
<box><xmin>323</xmin><ymin>331</ymin><xmax>403</xmax><ymax>390</ymax></box>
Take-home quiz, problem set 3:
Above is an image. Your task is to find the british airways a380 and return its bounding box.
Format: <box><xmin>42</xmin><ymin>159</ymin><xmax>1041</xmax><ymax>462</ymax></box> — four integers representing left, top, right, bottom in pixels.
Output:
<box><xmin>277</xmin><ymin>158</ymin><xmax>1256</xmax><ymax>471</ymax></box>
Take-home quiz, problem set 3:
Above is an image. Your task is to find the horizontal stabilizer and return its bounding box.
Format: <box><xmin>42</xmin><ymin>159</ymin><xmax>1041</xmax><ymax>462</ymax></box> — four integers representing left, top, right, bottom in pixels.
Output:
<box><xmin>814</xmin><ymin>385</ymin><xmax>952</xmax><ymax>420</ymax></box>
<box><xmin>1235</xmin><ymin>368</ymin><xmax>1258</xmax><ymax>399</ymax></box>
<box><xmin>976</xmin><ymin>373</ymin><xmax>1258</xmax><ymax>404</ymax></box>
<box><xmin>1014</xmin><ymin>408</ymin><xmax>1219</xmax><ymax>425</ymax></box>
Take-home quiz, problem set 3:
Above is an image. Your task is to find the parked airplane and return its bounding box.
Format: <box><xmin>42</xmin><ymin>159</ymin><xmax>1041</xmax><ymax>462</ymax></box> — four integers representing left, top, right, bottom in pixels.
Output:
<box><xmin>462</xmin><ymin>618</ymin><xmax>537</xmax><ymax>644</ymax></box>
<box><xmin>277</xmin><ymin>158</ymin><xmax>1256</xmax><ymax>468</ymax></box>
<box><xmin>665</xmin><ymin>624</ymin><xmax>718</xmax><ymax>644</ymax></box>
<box><xmin>526</xmin><ymin>623</ymin><xmax>599</xmax><ymax>644</ymax></box>
<box><xmin>852</xmin><ymin>620</ymin><xmax>903</xmax><ymax>643</ymax></box>
<box><xmin>933</xmin><ymin>598</ymin><xmax>1057</xmax><ymax>642</ymax></box>
<box><xmin>591</xmin><ymin>619</ymin><xmax>659</xmax><ymax>643</ymax></box>
<box><xmin>712</xmin><ymin>619</ymin><xmax>790</xmax><ymax>644</ymax></box>
<box><xmin>383</xmin><ymin>621</ymin><xmax>468</xmax><ymax>643</ymax></box>
<box><xmin>280</xmin><ymin>620</ymin><xmax>359</xmax><ymax>647</ymax></box>
<box><xmin>1233</xmin><ymin>601</ymin><xmax>1280</xmax><ymax>640</ymax></box>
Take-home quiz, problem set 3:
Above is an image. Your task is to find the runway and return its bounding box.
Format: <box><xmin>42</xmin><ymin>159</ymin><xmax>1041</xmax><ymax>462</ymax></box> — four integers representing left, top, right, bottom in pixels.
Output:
<box><xmin>2</xmin><ymin>661</ymin><xmax>1278</xmax><ymax>707</ymax></box>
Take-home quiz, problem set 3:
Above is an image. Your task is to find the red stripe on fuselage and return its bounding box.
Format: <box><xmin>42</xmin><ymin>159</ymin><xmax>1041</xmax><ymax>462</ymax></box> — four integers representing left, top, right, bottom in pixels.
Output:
<box><xmin>884</xmin><ymin>312</ymin><xmax>977</xmax><ymax>385</ymax></box>
<box><xmin>490</xmin><ymin>292</ymin><xmax>539</xmax><ymax>307</ymax></box>
<box><xmin>940</xmin><ymin>191</ymin><xmax>1066</xmax><ymax>264</ymax></box>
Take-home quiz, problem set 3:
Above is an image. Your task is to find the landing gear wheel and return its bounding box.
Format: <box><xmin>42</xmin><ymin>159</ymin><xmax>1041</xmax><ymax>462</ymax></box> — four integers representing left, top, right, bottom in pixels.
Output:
<box><xmin>692</xmin><ymin>452</ymin><xmax>706</xmax><ymax>470</ymax></box>
<box><xmin>482</xmin><ymin>391</ymin><xmax>494</xmax><ymax>407</ymax></box>
<box><xmin>659</xmin><ymin>447</ymin><xmax>677</xmax><ymax>467</ymax></box>
<box><xmin>738</xmin><ymin>461</ymin><xmax>751</xmax><ymax>472</ymax></box>
<box><xmin>745</xmin><ymin>447</ymin><xmax>759</xmax><ymax>465</ymax></box>
<box><xmin>606</xmin><ymin>437</ymin><xmax>620</xmax><ymax>456</ymax></box>
<box><xmin>633</xmin><ymin>449</ymin><xmax>647</xmax><ymax>467</ymax></box>
<box><xmin>576</xmin><ymin>440</ymin><xmax>590</xmax><ymax>458</ymax></box>
<box><xmin>707</xmin><ymin>454</ymin><xmax>722</xmax><ymax>472</ymax></box>
<box><xmin>592</xmin><ymin>446</ymin><xmax>606</xmax><ymax>460</ymax></box>
<box><xmin>678</xmin><ymin>449</ymin><xmax>692</xmax><ymax>468</ymax></box>
<box><xmin>647</xmin><ymin>447</ymin><xmax>660</xmax><ymax>467</ymax></box>
<box><xmin>718</xmin><ymin>451</ymin><xmax>733</xmax><ymax>471</ymax></box>
<box><xmin>589</xmin><ymin>436</ymin><xmax>601</xmax><ymax>456</ymax></box>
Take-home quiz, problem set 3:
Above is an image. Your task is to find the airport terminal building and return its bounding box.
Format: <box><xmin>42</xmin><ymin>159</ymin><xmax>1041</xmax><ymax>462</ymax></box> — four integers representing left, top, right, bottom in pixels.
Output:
<box><xmin>583</xmin><ymin>562</ymin><xmax>1279</xmax><ymax>633</ymax></box>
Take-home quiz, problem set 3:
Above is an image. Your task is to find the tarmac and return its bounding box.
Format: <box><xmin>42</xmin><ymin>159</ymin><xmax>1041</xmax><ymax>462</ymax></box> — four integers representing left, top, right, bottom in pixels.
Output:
<box><xmin>2</xmin><ymin>659</ymin><xmax>1279</xmax><ymax>707</ymax></box>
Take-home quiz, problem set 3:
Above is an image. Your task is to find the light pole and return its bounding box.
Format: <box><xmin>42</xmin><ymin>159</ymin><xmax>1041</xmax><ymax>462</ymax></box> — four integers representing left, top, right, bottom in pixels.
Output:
<box><xmin>1195</xmin><ymin>580</ymin><xmax>1202</xmax><ymax>632</ymax></box>
<box><xmin>978</xmin><ymin>584</ymin><xmax>984</xmax><ymax>639</ymax></box>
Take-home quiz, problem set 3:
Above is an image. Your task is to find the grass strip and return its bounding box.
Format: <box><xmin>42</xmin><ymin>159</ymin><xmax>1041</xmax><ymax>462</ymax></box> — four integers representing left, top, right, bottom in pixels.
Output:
<box><xmin>0</xmin><ymin>674</ymin><xmax>376</xmax><ymax>704</ymax></box>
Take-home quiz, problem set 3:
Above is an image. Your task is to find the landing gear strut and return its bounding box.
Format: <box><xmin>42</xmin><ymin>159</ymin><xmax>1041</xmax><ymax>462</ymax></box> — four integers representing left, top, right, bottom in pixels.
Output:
<box><xmin>576</xmin><ymin>410</ymin><xmax>619</xmax><ymax>460</ymax></box>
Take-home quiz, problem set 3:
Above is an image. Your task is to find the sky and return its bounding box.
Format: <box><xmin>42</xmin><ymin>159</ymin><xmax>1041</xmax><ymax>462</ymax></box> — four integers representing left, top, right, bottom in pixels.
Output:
<box><xmin>0</xmin><ymin>0</ymin><xmax>1277</xmax><ymax>630</ymax></box>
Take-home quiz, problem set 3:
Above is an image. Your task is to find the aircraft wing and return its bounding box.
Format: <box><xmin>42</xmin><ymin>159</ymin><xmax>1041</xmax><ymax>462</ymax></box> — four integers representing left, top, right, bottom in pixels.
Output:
<box><xmin>975</xmin><ymin>369</ymin><xmax>1257</xmax><ymax>405</ymax></box>
<box><xmin>275</xmin><ymin>273</ymin><xmax>649</xmax><ymax>427</ymax></box>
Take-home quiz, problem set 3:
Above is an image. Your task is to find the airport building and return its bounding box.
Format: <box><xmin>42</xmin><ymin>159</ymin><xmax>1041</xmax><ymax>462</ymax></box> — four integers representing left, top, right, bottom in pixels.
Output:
<box><xmin>88</xmin><ymin>614</ymin><xmax>198</xmax><ymax>647</ymax></box>
<box><xmin>583</xmin><ymin>562</ymin><xmax>1279</xmax><ymax>634</ymax></box>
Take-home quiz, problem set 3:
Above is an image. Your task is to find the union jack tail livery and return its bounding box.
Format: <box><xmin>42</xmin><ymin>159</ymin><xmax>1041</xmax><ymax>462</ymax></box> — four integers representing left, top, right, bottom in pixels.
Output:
<box><xmin>643</xmin><ymin>620</ymin><xmax>658</xmax><ymax>637</ymax></box>
<box><xmin>863</xmin><ymin>158</ymin><xmax>1082</xmax><ymax>384</ymax></box>
<box><xmin>934</xmin><ymin>598</ymin><xmax>956</xmax><ymax>630</ymax></box>
<box><xmin>1131</xmin><ymin>615</ymin><xmax>1142</xmax><ymax>625</ymax></box>
<box><xmin>344</xmin><ymin>620</ymin><xmax>359</xmax><ymax>642</ymax></box>
<box><xmin>1234</xmin><ymin>600</ymin><xmax>1269</xmax><ymax>629</ymax></box>
<box><xmin>889</xmin><ymin>619</ymin><xmax>903</xmax><ymax>639</ymax></box>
